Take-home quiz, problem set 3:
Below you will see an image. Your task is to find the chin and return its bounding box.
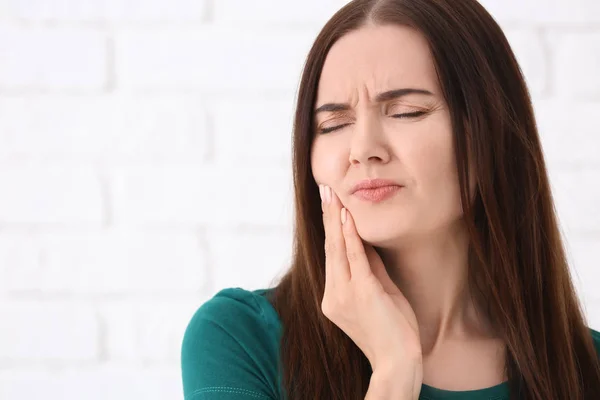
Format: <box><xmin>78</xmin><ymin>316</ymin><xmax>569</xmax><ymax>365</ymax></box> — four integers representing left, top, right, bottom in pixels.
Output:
<box><xmin>354</xmin><ymin>218</ymin><xmax>409</xmax><ymax>248</ymax></box>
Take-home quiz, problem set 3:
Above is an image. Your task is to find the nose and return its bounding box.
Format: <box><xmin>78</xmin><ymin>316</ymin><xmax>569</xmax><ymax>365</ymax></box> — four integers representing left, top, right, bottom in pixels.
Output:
<box><xmin>348</xmin><ymin>114</ymin><xmax>391</xmax><ymax>166</ymax></box>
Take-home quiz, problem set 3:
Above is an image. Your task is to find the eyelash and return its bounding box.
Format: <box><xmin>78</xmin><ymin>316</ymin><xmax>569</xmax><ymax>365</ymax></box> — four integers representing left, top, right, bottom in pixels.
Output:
<box><xmin>318</xmin><ymin>111</ymin><xmax>427</xmax><ymax>134</ymax></box>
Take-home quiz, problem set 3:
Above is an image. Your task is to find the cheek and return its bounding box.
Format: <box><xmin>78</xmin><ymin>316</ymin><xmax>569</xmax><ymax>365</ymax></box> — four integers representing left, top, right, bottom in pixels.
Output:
<box><xmin>310</xmin><ymin>139</ymin><xmax>347</xmax><ymax>183</ymax></box>
<box><xmin>410</xmin><ymin>137</ymin><xmax>455</xmax><ymax>184</ymax></box>
<box><xmin>406</xmin><ymin>136</ymin><xmax>464</xmax><ymax>229</ymax></box>
<box><xmin>408</xmin><ymin>129</ymin><xmax>460</xmax><ymax>206</ymax></box>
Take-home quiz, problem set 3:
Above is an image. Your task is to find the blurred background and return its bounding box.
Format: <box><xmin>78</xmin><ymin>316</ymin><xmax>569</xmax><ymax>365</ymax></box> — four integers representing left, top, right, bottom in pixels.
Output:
<box><xmin>0</xmin><ymin>0</ymin><xmax>598</xmax><ymax>399</ymax></box>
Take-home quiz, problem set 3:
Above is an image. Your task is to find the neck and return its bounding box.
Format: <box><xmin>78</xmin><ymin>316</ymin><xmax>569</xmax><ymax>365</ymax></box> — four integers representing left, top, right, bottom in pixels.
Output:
<box><xmin>375</xmin><ymin>220</ymin><xmax>496</xmax><ymax>355</ymax></box>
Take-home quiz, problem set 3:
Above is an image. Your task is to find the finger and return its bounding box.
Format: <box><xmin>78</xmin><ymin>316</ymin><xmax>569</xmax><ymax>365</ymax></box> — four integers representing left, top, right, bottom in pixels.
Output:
<box><xmin>320</xmin><ymin>185</ymin><xmax>350</xmax><ymax>285</ymax></box>
<box><xmin>340</xmin><ymin>207</ymin><xmax>373</xmax><ymax>281</ymax></box>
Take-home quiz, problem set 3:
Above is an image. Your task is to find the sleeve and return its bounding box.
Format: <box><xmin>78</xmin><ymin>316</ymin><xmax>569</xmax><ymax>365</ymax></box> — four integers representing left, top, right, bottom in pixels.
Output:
<box><xmin>181</xmin><ymin>288</ymin><xmax>280</xmax><ymax>400</ymax></box>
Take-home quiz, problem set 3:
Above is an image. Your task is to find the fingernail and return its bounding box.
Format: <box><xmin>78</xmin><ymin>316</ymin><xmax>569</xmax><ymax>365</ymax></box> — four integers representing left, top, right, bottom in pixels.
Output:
<box><xmin>341</xmin><ymin>208</ymin><xmax>347</xmax><ymax>224</ymax></box>
<box><xmin>325</xmin><ymin>186</ymin><xmax>332</xmax><ymax>204</ymax></box>
<box><xmin>318</xmin><ymin>184</ymin><xmax>323</xmax><ymax>202</ymax></box>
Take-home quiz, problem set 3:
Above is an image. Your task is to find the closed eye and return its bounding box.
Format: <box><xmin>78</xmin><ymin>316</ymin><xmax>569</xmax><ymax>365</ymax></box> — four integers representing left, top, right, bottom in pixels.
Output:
<box><xmin>317</xmin><ymin>111</ymin><xmax>427</xmax><ymax>134</ymax></box>
<box><xmin>391</xmin><ymin>111</ymin><xmax>427</xmax><ymax>119</ymax></box>
<box><xmin>318</xmin><ymin>123</ymin><xmax>352</xmax><ymax>134</ymax></box>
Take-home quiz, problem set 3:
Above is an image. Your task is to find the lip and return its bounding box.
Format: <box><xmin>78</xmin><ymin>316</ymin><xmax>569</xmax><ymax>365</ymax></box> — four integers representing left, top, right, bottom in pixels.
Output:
<box><xmin>353</xmin><ymin>186</ymin><xmax>402</xmax><ymax>202</ymax></box>
<box><xmin>350</xmin><ymin>178</ymin><xmax>403</xmax><ymax>193</ymax></box>
<box><xmin>351</xmin><ymin>179</ymin><xmax>403</xmax><ymax>203</ymax></box>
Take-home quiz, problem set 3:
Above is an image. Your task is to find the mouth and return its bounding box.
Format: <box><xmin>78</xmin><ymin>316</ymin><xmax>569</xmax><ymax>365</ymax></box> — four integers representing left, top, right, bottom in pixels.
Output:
<box><xmin>353</xmin><ymin>185</ymin><xmax>402</xmax><ymax>202</ymax></box>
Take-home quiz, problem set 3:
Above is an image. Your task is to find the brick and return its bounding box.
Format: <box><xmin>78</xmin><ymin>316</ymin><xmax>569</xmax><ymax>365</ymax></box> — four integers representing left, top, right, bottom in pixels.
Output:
<box><xmin>0</xmin><ymin>166</ymin><xmax>105</xmax><ymax>225</ymax></box>
<box><xmin>100</xmin><ymin>299</ymin><xmax>202</xmax><ymax>363</ymax></box>
<box><xmin>208</xmin><ymin>229</ymin><xmax>293</xmax><ymax>292</ymax></box>
<box><xmin>214</xmin><ymin>0</ymin><xmax>346</xmax><ymax>25</ymax></box>
<box><xmin>535</xmin><ymin>99</ymin><xmax>600</xmax><ymax>166</ymax></box>
<box><xmin>110</xmin><ymin>165</ymin><xmax>294</xmax><ymax>227</ymax></box>
<box><xmin>503</xmin><ymin>29</ymin><xmax>547</xmax><ymax>96</ymax></box>
<box><xmin>115</xmin><ymin>27</ymin><xmax>313</xmax><ymax>91</ymax></box>
<box><xmin>0</xmin><ymin>367</ymin><xmax>182</xmax><ymax>400</ymax></box>
<box><xmin>478</xmin><ymin>0</ymin><xmax>600</xmax><ymax>25</ymax></box>
<box><xmin>0</xmin><ymin>234</ymin><xmax>39</xmax><ymax>295</ymax></box>
<box><xmin>0</xmin><ymin>26</ymin><xmax>107</xmax><ymax>90</ymax></box>
<box><xmin>212</xmin><ymin>96</ymin><xmax>295</xmax><ymax>166</ymax></box>
<box><xmin>549</xmin><ymin>31</ymin><xmax>600</xmax><ymax>100</ymax></box>
<box><xmin>0</xmin><ymin>94</ymin><xmax>209</xmax><ymax>162</ymax></box>
<box><xmin>7</xmin><ymin>0</ymin><xmax>208</xmax><ymax>22</ymax></box>
<box><xmin>5</xmin><ymin>231</ymin><xmax>207</xmax><ymax>295</ymax></box>
<box><xmin>0</xmin><ymin>302</ymin><xmax>98</xmax><ymax>361</ymax></box>
<box><xmin>549</xmin><ymin>168</ymin><xmax>600</xmax><ymax>233</ymax></box>
<box><xmin>565</xmin><ymin>236</ymin><xmax>600</xmax><ymax>302</ymax></box>
<box><xmin>583</xmin><ymin>299</ymin><xmax>600</xmax><ymax>330</ymax></box>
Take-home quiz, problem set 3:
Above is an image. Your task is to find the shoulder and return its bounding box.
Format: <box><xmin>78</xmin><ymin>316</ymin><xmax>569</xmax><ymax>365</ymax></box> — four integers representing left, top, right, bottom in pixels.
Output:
<box><xmin>590</xmin><ymin>327</ymin><xmax>600</xmax><ymax>356</ymax></box>
<box><xmin>182</xmin><ymin>287</ymin><xmax>281</xmax><ymax>342</ymax></box>
<box><xmin>185</xmin><ymin>287</ymin><xmax>273</xmax><ymax>325</ymax></box>
<box><xmin>181</xmin><ymin>287</ymin><xmax>282</xmax><ymax>400</ymax></box>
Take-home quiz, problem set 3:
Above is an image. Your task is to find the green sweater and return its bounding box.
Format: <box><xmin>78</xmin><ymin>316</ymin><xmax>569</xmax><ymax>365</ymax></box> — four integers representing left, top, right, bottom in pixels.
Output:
<box><xmin>181</xmin><ymin>287</ymin><xmax>600</xmax><ymax>400</ymax></box>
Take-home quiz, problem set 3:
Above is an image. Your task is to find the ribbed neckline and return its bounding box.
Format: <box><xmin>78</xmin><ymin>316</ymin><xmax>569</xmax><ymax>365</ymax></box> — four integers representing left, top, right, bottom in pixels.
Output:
<box><xmin>419</xmin><ymin>380</ymin><xmax>509</xmax><ymax>399</ymax></box>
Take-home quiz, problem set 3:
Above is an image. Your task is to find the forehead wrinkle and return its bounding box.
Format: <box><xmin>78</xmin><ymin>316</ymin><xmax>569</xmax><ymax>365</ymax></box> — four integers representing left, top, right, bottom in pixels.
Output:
<box><xmin>317</xmin><ymin>35</ymin><xmax>437</xmax><ymax>108</ymax></box>
<box><xmin>327</xmin><ymin>52</ymin><xmax>420</xmax><ymax>95</ymax></box>
<box><xmin>320</xmin><ymin>77</ymin><xmax>426</xmax><ymax>112</ymax></box>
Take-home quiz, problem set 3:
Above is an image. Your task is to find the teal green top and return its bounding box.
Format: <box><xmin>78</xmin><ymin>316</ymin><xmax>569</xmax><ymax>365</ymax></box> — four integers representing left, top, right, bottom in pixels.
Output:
<box><xmin>181</xmin><ymin>287</ymin><xmax>600</xmax><ymax>400</ymax></box>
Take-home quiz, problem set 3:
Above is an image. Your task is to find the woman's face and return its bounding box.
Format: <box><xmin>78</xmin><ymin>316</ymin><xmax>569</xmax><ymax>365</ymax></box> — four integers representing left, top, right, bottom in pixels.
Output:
<box><xmin>310</xmin><ymin>24</ymin><xmax>463</xmax><ymax>246</ymax></box>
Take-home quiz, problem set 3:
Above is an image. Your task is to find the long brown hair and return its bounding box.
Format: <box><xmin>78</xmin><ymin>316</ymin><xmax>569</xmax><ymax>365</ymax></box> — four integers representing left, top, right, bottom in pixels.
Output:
<box><xmin>269</xmin><ymin>0</ymin><xmax>600</xmax><ymax>398</ymax></box>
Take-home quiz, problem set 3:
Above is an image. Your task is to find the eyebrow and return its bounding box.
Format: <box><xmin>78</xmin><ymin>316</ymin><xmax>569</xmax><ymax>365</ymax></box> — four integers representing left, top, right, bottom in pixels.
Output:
<box><xmin>314</xmin><ymin>88</ymin><xmax>434</xmax><ymax>114</ymax></box>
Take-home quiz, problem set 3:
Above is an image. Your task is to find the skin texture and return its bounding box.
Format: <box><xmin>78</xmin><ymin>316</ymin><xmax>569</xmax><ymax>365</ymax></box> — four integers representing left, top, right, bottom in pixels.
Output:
<box><xmin>311</xmin><ymin>23</ymin><xmax>506</xmax><ymax>391</ymax></box>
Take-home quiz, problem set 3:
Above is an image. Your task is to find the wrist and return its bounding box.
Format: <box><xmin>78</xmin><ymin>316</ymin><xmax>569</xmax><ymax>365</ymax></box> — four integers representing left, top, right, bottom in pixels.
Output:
<box><xmin>371</xmin><ymin>350</ymin><xmax>422</xmax><ymax>379</ymax></box>
<box><xmin>366</xmin><ymin>354</ymin><xmax>423</xmax><ymax>400</ymax></box>
<box><xmin>366</xmin><ymin>368</ymin><xmax>419</xmax><ymax>400</ymax></box>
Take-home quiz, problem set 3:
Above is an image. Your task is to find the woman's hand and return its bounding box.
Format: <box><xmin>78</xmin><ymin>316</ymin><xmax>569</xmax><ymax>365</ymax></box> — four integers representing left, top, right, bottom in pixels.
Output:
<box><xmin>319</xmin><ymin>184</ymin><xmax>423</xmax><ymax>398</ymax></box>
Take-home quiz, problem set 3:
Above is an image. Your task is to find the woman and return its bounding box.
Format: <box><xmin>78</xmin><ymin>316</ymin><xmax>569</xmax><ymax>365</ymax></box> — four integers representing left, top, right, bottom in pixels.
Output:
<box><xmin>181</xmin><ymin>0</ymin><xmax>600</xmax><ymax>399</ymax></box>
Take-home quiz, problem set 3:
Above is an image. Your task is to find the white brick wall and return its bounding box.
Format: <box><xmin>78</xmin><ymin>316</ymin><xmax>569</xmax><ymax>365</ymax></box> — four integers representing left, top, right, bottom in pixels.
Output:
<box><xmin>0</xmin><ymin>0</ymin><xmax>598</xmax><ymax>399</ymax></box>
<box><xmin>0</xmin><ymin>26</ymin><xmax>108</xmax><ymax>91</ymax></box>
